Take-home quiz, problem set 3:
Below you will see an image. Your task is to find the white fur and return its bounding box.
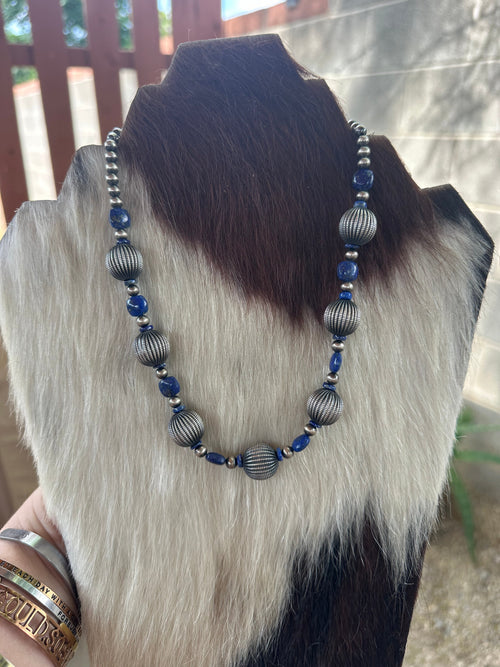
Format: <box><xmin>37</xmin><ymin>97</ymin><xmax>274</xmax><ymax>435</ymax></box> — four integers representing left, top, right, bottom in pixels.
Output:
<box><xmin>0</xmin><ymin>146</ymin><xmax>486</xmax><ymax>666</ymax></box>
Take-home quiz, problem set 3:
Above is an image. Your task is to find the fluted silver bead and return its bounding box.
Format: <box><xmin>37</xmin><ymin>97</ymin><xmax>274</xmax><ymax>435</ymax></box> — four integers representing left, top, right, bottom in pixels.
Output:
<box><xmin>332</xmin><ymin>340</ymin><xmax>345</xmax><ymax>351</ymax></box>
<box><xmin>324</xmin><ymin>299</ymin><xmax>360</xmax><ymax>337</ymax></box>
<box><xmin>114</xmin><ymin>229</ymin><xmax>128</xmax><ymax>240</ymax></box>
<box><xmin>156</xmin><ymin>367</ymin><xmax>169</xmax><ymax>379</ymax></box>
<box><xmin>326</xmin><ymin>372</ymin><xmax>339</xmax><ymax>384</ymax></box>
<box><xmin>304</xmin><ymin>423</ymin><xmax>317</xmax><ymax>437</ymax></box>
<box><xmin>243</xmin><ymin>444</ymin><xmax>279</xmax><ymax>480</ymax></box>
<box><xmin>136</xmin><ymin>315</ymin><xmax>150</xmax><ymax>327</ymax></box>
<box><xmin>127</xmin><ymin>284</ymin><xmax>140</xmax><ymax>295</ymax></box>
<box><xmin>134</xmin><ymin>330</ymin><xmax>169</xmax><ymax>366</ymax></box>
<box><xmin>339</xmin><ymin>207</ymin><xmax>377</xmax><ymax>246</ymax></box>
<box><xmin>105</xmin><ymin>243</ymin><xmax>143</xmax><ymax>281</ymax></box>
<box><xmin>168</xmin><ymin>409</ymin><xmax>204</xmax><ymax>448</ymax></box>
<box><xmin>194</xmin><ymin>445</ymin><xmax>207</xmax><ymax>457</ymax></box>
<box><xmin>169</xmin><ymin>396</ymin><xmax>182</xmax><ymax>408</ymax></box>
<box><xmin>307</xmin><ymin>388</ymin><xmax>343</xmax><ymax>425</ymax></box>
<box><xmin>226</xmin><ymin>457</ymin><xmax>236</xmax><ymax>469</ymax></box>
<box><xmin>345</xmin><ymin>250</ymin><xmax>359</xmax><ymax>260</ymax></box>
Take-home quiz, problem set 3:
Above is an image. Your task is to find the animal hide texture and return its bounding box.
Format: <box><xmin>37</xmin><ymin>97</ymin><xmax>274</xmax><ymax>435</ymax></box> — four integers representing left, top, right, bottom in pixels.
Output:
<box><xmin>0</xmin><ymin>35</ymin><xmax>493</xmax><ymax>667</ymax></box>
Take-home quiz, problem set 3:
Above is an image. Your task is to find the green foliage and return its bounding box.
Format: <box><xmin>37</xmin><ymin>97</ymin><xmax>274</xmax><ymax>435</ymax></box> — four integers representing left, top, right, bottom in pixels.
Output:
<box><xmin>450</xmin><ymin>406</ymin><xmax>500</xmax><ymax>562</ymax></box>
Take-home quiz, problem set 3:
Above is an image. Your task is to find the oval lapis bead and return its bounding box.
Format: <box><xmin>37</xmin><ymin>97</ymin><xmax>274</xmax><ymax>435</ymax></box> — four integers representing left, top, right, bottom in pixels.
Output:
<box><xmin>236</xmin><ymin>455</ymin><xmax>243</xmax><ymax>467</ymax></box>
<box><xmin>322</xmin><ymin>382</ymin><xmax>336</xmax><ymax>391</ymax></box>
<box><xmin>109</xmin><ymin>207</ymin><xmax>130</xmax><ymax>229</ymax></box>
<box><xmin>292</xmin><ymin>434</ymin><xmax>310</xmax><ymax>452</ymax></box>
<box><xmin>353</xmin><ymin>200</ymin><xmax>367</xmax><ymax>208</ymax></box>
<box><xmin>352</xmin><ymin>168</ymin><xmax>374</xmax><ymax>190</ymax></box>
<box><xmin>339</xmin><ymin>291</ymin><xmax>352</xmax><ymax>300</ymax></box>
<box><xmin>159</xmin><ymin>376</ymin><xmax>180</xmax><ymax>397</ymax></box>
<box><xmin>329</xmin><ymin>352</ymin><xmax>342</xmax><ymax>373</ymax></box>
<box><xmin>126</xmin><ymin>295</ymin><xmax>148</xmax><ymax>316</ymax></box>
<box><xmin>206</xmin><ymin>452</ymin><xmax>226</xmax><ymax>465</ymax></box>
<box><xmin>337</xmin><ymin>260</ymin><xmax>358</xmax><ymax>281</ymax></box>
<box><xmin>276</xmin><ymin>448</ymin><xmax>283</xmax><ymax>461</ymax></box>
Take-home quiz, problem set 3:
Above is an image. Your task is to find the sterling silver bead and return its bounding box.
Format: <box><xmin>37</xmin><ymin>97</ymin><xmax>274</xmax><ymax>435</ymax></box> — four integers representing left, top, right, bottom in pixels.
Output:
<box><xmin>105</xmin><ymin>243</ymin><xmax>143</xmax><ymax>281</ymax></box>
<box><xmin>106</xmin><ymin>163</ymin><xmax>118</xmax><ymax>173</ymax></box>
<box><xmin>226</xmin><ymin>457</ymin><xmax>236</xmax><ymax>469</ymax></box>
<box><xmin>307</xmin><ymin>388</ymin><xmax>343</xmax><ymax>425</ymax></box>
<box><xmin>357</xmin><ymin>135</ymin><xmax>370</xmax><ymax>145</ymax></box>
<box><xmin>340</xmin><ymin>282</ymin><xmax>354</xmax><ymax>291</ymax></box>
<box><xmin>194</xmin><ymin>445</ymin><xmax>207</xmax><ymax>457</ymax></box>
<box><xmin>357</xmin><ymin>157</ymin><xmax>371</xmax><ymax>168</ymax></box>
<box><xmin>326</xmin><ymin>372</ymin><xmax>339</xmax><ymax>384</ymax></box>
<box><xmin>127</xmin><ymin>284</ymin><xmax>140</xmax><ymax>295</ymax></box>
<box><xmin>107</xmin><ymin>185</ymin><xmax>121</xmax><ymax>196</ymax></box>
<box><xmin>134</xmin><ymin>330</ymin><xmax>170</xmax><ymax>366</ymax></box>
<box><xmin>169</xmin><ymin>396</ymin><xmax>182</xmax><ymax>408</ymax></box>
<box><xmin>304</xmin><ymin>423</ymin><xmax>317</xmax><ymax>436</ymax></box>
<box><xmin>110</xmin><ymin>197</ymin><xmax>123</xmax><ymax>207</ymax></box>
<box><xmin>243</xmin><ymin>443</ymin><xmax>279</xmax><ymax>480</ymax></box>
<box><xmin>136</xmin><ymin>315</ymin><xmax>150</xmax><ymax>327</ymax></box>
<box><xmin>104</xmin><ymin>139</ymin><xmax>117</xmax><ymax>150</ymax></box>
<box><xmin>282</xmin><ymin>446</ymin><xmax>294</xmax><ymax>458</ymax></box>
<box><xmin>339</xmin><ymin>207</ymin><xmax>377</xmax><ymax>246</ymax></box>
<box><xmin>357</xmin><ymin>146</ymin><xmax>371</xmax><ymax>157</ymax></box>
<box><xmin>105</xmin><ymin>150</ymin><xmax>118</xmax><ymax>162</ymax></box>
<box><xmin>332</xmin><ymin>340</ymin><xmax>345</xmax><ymax>351</ymax></box>
<box><xmin>168</xmin><ymin>409</ymin><xmax>204</xmax><ymax>448</ymax></box>
<box><xmin>356</xmin><ymin>191</ymin><xmax>370</xmax><ymax>201</ymax></box>
<box><xmin>106</xmin><ymin>173</ymin><xmax>119</xmax><ymax>183</ymax></box>
<box><xmin>324</xmin><ymin>299</ymin><xmax>360</xmax><ymax>337</ymax></box>
<box><xmin>156</xmin><ymin>367</ymin><xmax>169</xmax><ymax>379</ymax></box>
<box><xmin>345</xmin><ymin>250</ymin><xmax>358</xmax><ymax>260</ymax></box>
<box><xmin>115</xmin><ymin>229</ymin><xmax>128</xmax><ymax>240</ymax></box>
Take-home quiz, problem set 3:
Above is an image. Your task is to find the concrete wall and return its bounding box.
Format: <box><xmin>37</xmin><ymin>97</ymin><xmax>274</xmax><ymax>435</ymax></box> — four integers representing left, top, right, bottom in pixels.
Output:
<box><xmin>262</xmin><ymin>0</ymin><xmax>500</xmax><ymax>414</ymax></box>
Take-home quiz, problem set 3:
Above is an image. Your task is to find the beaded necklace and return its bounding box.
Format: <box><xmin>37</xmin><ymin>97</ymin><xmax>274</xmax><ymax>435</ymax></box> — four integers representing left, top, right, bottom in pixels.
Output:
<box><xmin>103</xmin><ymin>120</ymin><xmax>377</xmax><ymax>480</ymax></box>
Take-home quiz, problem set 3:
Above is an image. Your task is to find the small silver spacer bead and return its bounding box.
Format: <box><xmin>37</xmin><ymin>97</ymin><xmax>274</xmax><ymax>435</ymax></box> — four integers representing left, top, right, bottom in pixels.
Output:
<box><xmin>110</xmin><ymin>197</ymin><xmax>123</xmax><ymax>207</ymax></box>
<box><xmin>357</xmin><ymin>135</ymin><xmax>370</xmax><ymax>145</ymax></box>
<box><xmin>156</xmin><ymin>367</ymin><xmax>169</xmax><ymax>379</ymax></box>
<box><xmin>127</xmin><ymin>284</ymin><xmax>140</xmax><ymax>296</ymax></box>
<box><xmin>169</xmin><ymin>396</ymin><xmax>182</xmax><ymax>408</ymax></box>
<box><xmin>304</xmin><ymin>423</ymin><xmax>317</xmax><ymax>436</ymax></box>
<box><xmin>282</xmin><ymin>446</ymin><xmax>294</xmax><ymax>458</ymax></box>
<box><xmin>105</xmin><ymin>150</ymin><xmax>118</xmax><ymax>161</ymax></box>
<box><xmin>357</xmin><ymin>146</ymin><xmax>371</xmax><ymax>157</ymax></box>
<box><xmin>345</xmin><ymin>250</ymin><xmax>359</xmax><ymax>260</ymax></box>
<box><xmin>341</xmin><ymin>282</ymin><xmax>354</xmax><ymax>291</ymax></box>
<box><xmin>107</xmin><ymin>185</ymin><xmax>121</xmax><ymax>195</ymax></box>
<box><xmin>136</xmin><ymin>315</ymin><xmax>150</xmax><ymax>327</ymax></box>
<box><xmin>105</xmin><ymin>163</ymin><xmax>118</xmax><ymax>173</ymax></box>
<box><xmin>226</xmin><ymin>457</ymin><xmax>237</xmax><ymax>469</ymax></box>
<box><xmin>106</xmin><ymin>173</ymin><xmax>119</xmax><ymax>183</ymax></box>
<box><xmin>114</xmin><ymin>229</ymin><xmax>128</xmax><ymax>239</ymax></box>
<box><xmin>356</xmin><ymin>191</ymin><xmax>370</xmax><ymax>201</ymax></box>
<box><xmin>332</xmin><ymin>340</ymin><xmax>345</xmax><ymax>352</ymax></box>
<box><xmin>357</xmin><ymin>157</ymin><xmax>371</xmax><ymax>168</ymax></box>
<box><xmin>194</xmin><ymin>445</ymin><xmax>207</xmax><ymax>458</ymax></box>
<box><xmin>326</xmin><ymin>372</ymin><xmax>339</xmax><ymax>384</ymax></box>
<box><xmin>104</xmin><ymin>139</ymin><xmax>117</xmax><ymax>150</ymax></box>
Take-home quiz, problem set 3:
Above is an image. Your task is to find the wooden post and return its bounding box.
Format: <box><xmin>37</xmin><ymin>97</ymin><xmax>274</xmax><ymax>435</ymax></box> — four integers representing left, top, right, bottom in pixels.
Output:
<box><xmin>172</xmin><ymin>0</ymin><xmax>222</xmax><ymax>49</ymax></box>
<box><xmin>131</xmin><ymin>0</ymin><xmax>166</xmax><ymax>86</ymax></box>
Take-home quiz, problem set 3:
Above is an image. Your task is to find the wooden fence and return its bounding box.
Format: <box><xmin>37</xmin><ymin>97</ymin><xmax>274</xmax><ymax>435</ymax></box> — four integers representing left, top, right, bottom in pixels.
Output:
<box><xmin>0</xmin><ymin>0</ymin><xmax>327</xmax><ymax>226</ymax></box>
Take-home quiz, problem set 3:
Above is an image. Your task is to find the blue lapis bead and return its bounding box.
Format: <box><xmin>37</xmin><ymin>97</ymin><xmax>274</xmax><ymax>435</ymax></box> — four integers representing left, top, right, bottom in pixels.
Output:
<box><xmin>329</xmin><ymin>352</ymin><xmax>342</xmax><ymax>373</ymax></box>
<box><xmin>173</xmin><ymin>405</ymin><xmax>185</xmax><ymax>413</ymax></box>
<box><xmin>353</xmin><ymin>200</ymin><xmax>367</xmax><ymax>208</ymax></box>
<box><xmin>337</xmin><ymin>260</ymin><xmax>358</xmax><ymax>281</ymax></box>
<box><xmin>109</xmin><ymin>208</ymin><xmax>130</xmax><ymax>229</ymax></box>
<box><xmin>352</xmin><ymin>168</ymin><xmax>374</xmax><ymax>190</ymax></box>
<box><xmin>276</xmin><ymin>448</ymin><xmax>283</xmax><ymax>461</ymax></box>
<box><xmin>140</xmin><ymin>325</ymin><xmax>153</xmax><ymax>332</ymax></box>
<box><xmin>190</xmin><ymin>441</ymin><xmax>202</xmax><ymax>450</ymax></box>
<box><xmin>124</xmin><ymin>279</ymin><xmax>136</xmax><ymax>286</ymax></box>
<box><xmin>345</xmin><ymin>244</ymin><xmax>360</xmax><ymax>250</ymax></box>
<box><xmin>333</xmin><ymin>335</ymin><xmax>347</xmax><ymax>341</ymax></box>
<box><xmin>339</xmin><ymin>291</ymin><xmax>352</xmax><ymax>300</ymax></box>
<box><xmin>322</xmin><ymin>382</ymin><xmax>337</xmax><ymax>391</ymax></box>
<box><xmin>292</xmin><ymin>434</ymin><xmax>310</xmax><ymax>452</ymax></box>
<box><xmin>116</xmin><ymin>238</ymin><xmax>130</xmax><ymax>244</ymax></box>
<box><xmin>126</xmin><ymin>295</ymin><xmax>148</xmax><ymax>316</ymax></box>
<box><xmin>309</xmin><ymin>420</ymin><xmax>322</xmax><ymax>429</ymax></box>
<box><xmin>236</xmin><ymin>454</ymin><xmax>243</xmax><ymax>467</ymax></box>
<box><xmin>159</xmin><ymin>376</ymin><xmax>181</xmax><ymax>397</ymax></box>
<box><xmin>206</xmin><ymin>452</ymin><xmax>226</xmax><ymax>465</ymax></box>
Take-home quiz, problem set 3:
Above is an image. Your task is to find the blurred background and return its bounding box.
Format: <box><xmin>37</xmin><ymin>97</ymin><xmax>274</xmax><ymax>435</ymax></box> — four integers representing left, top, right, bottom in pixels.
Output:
<box><xmin>0</xmin><ymin>1</ymin><xmax>498</xmax><ymax>665</ymax></box>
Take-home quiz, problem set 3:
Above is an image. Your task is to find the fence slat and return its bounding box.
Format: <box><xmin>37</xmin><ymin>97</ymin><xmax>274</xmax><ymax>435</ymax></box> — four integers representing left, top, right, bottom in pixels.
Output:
<box><xmin>172</xmin><ymin>0</ymin><xmax>222</xmax><ymax>48</ymax></box>
<box><xmin>27</xmin><ymin>0</ymin><xmax>75</xmax><ymax>192</ymax></box>
<box><xmin>0</xmin><ymin>11</ymin><xmax>28</xmax><ymax>223</ymax></box>
<box><xmin>132</xmin><ymin>0</ymin><xmax>165</xmax><ymax>86</ymax></box>
<box><xmin>84</xmin><ymin>0</ymin><xmax>123</xmax><ymax>141</ymax></box>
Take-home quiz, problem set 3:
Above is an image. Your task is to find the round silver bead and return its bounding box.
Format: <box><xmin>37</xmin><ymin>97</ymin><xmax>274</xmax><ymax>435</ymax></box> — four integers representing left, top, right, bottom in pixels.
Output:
<box><xmin>356</xmin><ymin>191</ymin><xmax>370</xmax><ymax>201</ymax></box>
<box><xmin>105</xmin><ymin>243</ymin><xmax>143</xmax><ymax>281</ymax></box>
<box><xmin>304</xmin><ymin>423</ymin><xmax>317</xmax><ymax>437</ymax></box>
<box><xmin>326</xmin><ymin>372</ymin><xmax>339</xmax><ymax>384</ymax></box>
<box><xmin>127</xmin><ymin>283</ymin><xmax>140</xmax><ymax>295</ymax></box>
<box><xmin>324</xmin><ymin>299</ymin><xmax>360</xmax><ymax>337</ymax></box>
<box><xmin>194</xmin><ymin>445</ymin><xmax>207</xmax><ymax>458</ymax></box>
<box><xmin>134</xmin><ymin>330</ymin><xmax>169</xmax><ymax>366</ymax></box>
<box><xmin>156</xmin><ymin>367</ymin><xmax>169</xmax><ymax>379</ymax></box>
<box><xmin>110</xmin><ymin>197</ymin><xmax>123</xmax><ymax>207</ymax></box>
<box><xmin>114</xmin><ymin>229</ymin><xmax>128</xmax><ymax>240</ymax></box>
<box><xmin>332</xmin><ymin>340</ymin><xmax>345</xmax><ymax>352</ymax></box>
<box><xmin>282</xmin><ymin>446</ymin><xmax>294</xmax><ymax>458</ymax></box>
<box><xmin>104</xmin><ymin>139</ymin><xmax>117</xmax><ymax>150</ymax></box>
<box><xmin>107</xmin><ymin>185</ymin><xmax>121</xmax><ymax>196</ymax></box>
<box><xmin>357</xmin><ymin>157</ymin><xmax>371</xmax><ymax>168</ymax></box>
<box><xmin>339</xmin><ymin>207</ymin><xmax>377</xmax><ymax>246</ymax></box>
<box><xmin>340</xmin><ymin>282</ymin><xmax>354</xmax><ymax>291</ymax></box>
<box><xmin>105</xmin><ymin>163</ymin><xmax>118</xmax><ymax>173</ymax></box>
<box><xmin>136</xmin><ymin>315</ymin><xmax>150</xmax><ymax>327</ymax></box>
<box><xmin>105</xmin><ymin>150</ymin><xmax>118</xmax><ymax>162</ymax></box>
<box><xmin>345</xmin><ymin>250</ymin><xmax>359</xmax><ymax>260</ymax></box>
<box><xmin>226</xmin><ymin>457</ymin><xmax>236</xmax><ymax>469</ymax></box>
<box><xmin>169</xmin><ymin>396</ymin><xmax>182</xmax><ymax>408</ymax></box>
<box><xmin>243</xmin><ymin>443</ymin><xmax>279</xmax><ymax>480</ymax></box>
<box><xmin>307</xmin><ymin>388</ymin><xmax>343</xmax><ymax>425</ymax></box>
<box><xmin>106</xmin><ymin>173</ymin><xmax>119</xmax><ymax>183</ymax></box>
<box><xmin>357</xmin><ymin>135</ymin><xmax>370</xmax><ymax>145</ymax></box>
<box><xmin>168</xmin><ymin>409</ymin><xmax>204</xmax><ymax>448</ymax></box>
<box><xmin>357</xmin><ymin>146</ymin><xmax>371</xmax><ymax>157</ymax></box>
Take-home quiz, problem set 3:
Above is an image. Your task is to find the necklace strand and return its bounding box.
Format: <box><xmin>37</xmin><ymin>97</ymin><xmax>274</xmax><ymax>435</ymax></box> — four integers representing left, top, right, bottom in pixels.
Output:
<box><xmin>103</xmin><ymin>121</ymin><xmax>377</xmax><ymax>480</ymax></box>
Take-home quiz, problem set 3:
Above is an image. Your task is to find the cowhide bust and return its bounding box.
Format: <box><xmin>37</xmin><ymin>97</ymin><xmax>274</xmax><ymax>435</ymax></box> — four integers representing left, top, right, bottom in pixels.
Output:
<box><xmin>0</xmin><ymin>35</ymin><xmax>493</xmax><ymax>667</ymax></box>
